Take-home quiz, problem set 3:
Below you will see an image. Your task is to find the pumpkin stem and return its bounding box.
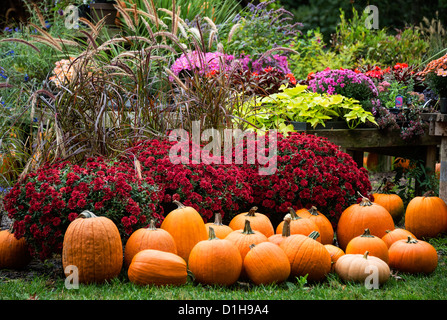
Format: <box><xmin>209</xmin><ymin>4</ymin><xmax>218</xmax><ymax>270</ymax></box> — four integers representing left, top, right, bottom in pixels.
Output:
<box><xmin>148</xmin><ymin>219</ymin><xmax>157</xmax><ymax>230</ymax></box>
<box><xmin>308</xmin><ymin>231</ymin><xmax>320</xmax><ymax>240</ymax></box>
<box><xmin>242</xmin><ymin>219</ymin><xmax>256</xmax><ymax>235</ymax></box>
<box><xmin>78</xmin><ymin>210</ymin><xmax>98</xmax><ymax>219</ymax></box>
<box><xmin>208</xmin><ymin>227</ymin><xmax>219</xmax><ymax>240</ymax></box>
<box><xmin>357</xmin><ymin>192</ymin><xmax>373</xmax><ymax>207</ymax></box>
<box><xmin>213</xmin><ymin>213</ymin><xmax>224</xmax><ymax>226</ymax></box>
<box><xmin>282</xmin><ymin>214</ymin><xmax>291</xmax><ymax>237</ymax></box>
<box><xmin>422</xmin><ymin>190</ymin><xmax>435</xmax><ymax>198</ymax></box>
<box><xmin>288</xmin><ymin>207</ymin><xmax>302</xmax><ymax>220</ymax></box>
<box><xmin>245</xmin><ymin>207</ymin><xmax>258</xmax><ymax>217</ymax></box>
<box><xmin>361</xmin><ymin>228</ymin><xmax>374</xmax><ymax>238</ymax></box>
<box><xmin>249</xmin><ymin>243</ymin><xmax>256</xmax><ymax>249</ymax></box>
<box><xmin>308</xmin><ymin>206</ymin><xmax>319</xmax><ymax>216</ymax></box>
<box><xmin>363</xmin><ymin>251</ymin><xmax>370</xmax><ymax>259</ymax></box>
<box><xmin>173</xmin><ymin>200</ymin><xmax>186</xmax><ymax>209</ymax></box>
<box><xmin>406</xmin><ymin>236</ymin><xmax>419</xmax><ymax>244</ymax></box>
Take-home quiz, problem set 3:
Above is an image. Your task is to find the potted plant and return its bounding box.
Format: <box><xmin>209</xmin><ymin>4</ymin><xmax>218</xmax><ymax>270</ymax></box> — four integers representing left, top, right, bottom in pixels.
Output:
<box><xmin>418</xmin><ymin>52</ymin><xmax>447</xmax><ymax>113</ymax></box>
<box><xmin>89</xmin><ymin>0</ymin><xmax>117</xmax><ymax>26</ymax></box>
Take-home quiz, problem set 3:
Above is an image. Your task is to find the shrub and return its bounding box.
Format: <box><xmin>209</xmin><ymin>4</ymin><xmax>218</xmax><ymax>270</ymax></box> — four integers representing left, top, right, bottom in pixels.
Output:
<box><xmin>4</xmin><ymin>157</ymin><xmax>162</xmax><ymax>260</ymax></box>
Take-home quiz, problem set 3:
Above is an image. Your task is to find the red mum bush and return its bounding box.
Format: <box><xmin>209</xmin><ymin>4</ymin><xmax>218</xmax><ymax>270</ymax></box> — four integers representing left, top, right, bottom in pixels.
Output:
<box><xmin>4</xmin><ymin>157</ymin><xmax>162</xmax><ymax>260</ymax></box>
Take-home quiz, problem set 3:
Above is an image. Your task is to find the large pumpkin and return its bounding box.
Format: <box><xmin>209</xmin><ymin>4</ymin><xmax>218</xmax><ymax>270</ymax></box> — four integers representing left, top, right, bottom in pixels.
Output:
<box><xmin>0</xmin><ymin>229</ymin><xmax>32</xmax><ymax>269</ymax></box>
<box><xmin>244</xmin><ymin>242</ymin><xmax>291</xmax><ymax>285</ymax></box>
<box><xmin>205</xmin><ymin>213</ymin><xmax>233</xmax><ymax>239</ymax></box>
<box><xmin>404</xmin><ymin>191</ymin><xmax>447</xmax><ymax>239</ymax></box>
<box><xmin>188</xmin><ymin>227</ymin><xmax>242</xmax><ymax>286</ymax></box>
<box><xmin>280</xmin><ymin>231</ymin><xmax>331</xmax><ymax>282</ymax></box>
<box><xmin>373</xmin><ymin>193</ymin><xmax>404</xmax><ymax>224</ymax></box>
<box><xmin>124</xmin><ymin>219</ymin><xmax>177</xmax><ymax>267</ymax></box>
<box><xmin>335</xmin><ymin>251</ymin><xmax>390</xmax><ymax>286</ymax></box>
<box><xmin>229</xmin><ymin>206</ymin><xmax>274</xmax><ymax>237</ymax></box>
<box><xmin>276</xmin><ymin>207</ymin><xmax>321</xmax><ymax>243</ymax></box>
<box><xmin>345</xmin><ymin>228</ymin><xmax>389</xmax><ymax>264</ymax></box>
<box><xmin>336</xmin><ymin>195</ymin><xmax>395</xmax><ymax>250</ymax></box>
<box><xmin>161</xmin><ymin>200</ymin><xmax>207</xmax><ymax>263</ymax></box>
<box><xmin>62</xmin><ymin>211</ymin><xmax>123</xmax><ymax>284</ymax></box>
<box><xmin>128</xmin><ymin>249</ymin><xmax>188</xmax><ymax>286</ymax></box>
<box><xmin>388</xmin><ymin>236</ymin><xmax>438</xmax><ymax>274</ymax></box>
<box><xmin>296</xmin><ymin>206</ymin><xmax>334</xmax><ymax>245</ymax></box>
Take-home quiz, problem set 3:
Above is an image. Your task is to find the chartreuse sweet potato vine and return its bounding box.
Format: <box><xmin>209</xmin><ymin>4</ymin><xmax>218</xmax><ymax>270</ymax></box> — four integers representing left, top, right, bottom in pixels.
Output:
<box><xmin>236</xmin><ymin>85</ymin><xmax>377</xmax><ymax>134</ymax></box>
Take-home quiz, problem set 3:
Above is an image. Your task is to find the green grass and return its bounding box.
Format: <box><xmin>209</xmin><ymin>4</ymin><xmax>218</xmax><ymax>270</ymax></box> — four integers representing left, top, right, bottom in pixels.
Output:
<box><xmin>2</xmin><ymin>236</ymin><xmax>447</xmax><ymax>301</ymax></box>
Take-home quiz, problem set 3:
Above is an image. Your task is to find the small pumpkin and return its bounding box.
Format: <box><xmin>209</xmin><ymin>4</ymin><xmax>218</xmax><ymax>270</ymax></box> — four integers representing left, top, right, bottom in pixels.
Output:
<box><xmin>268</xmin><ymin>214</ymin><xmax>291</xmax><ymax>246</ymax></box>
<box><xmin>324</xmin><ymin>244</ymin><xmax>345</xmax><ymax>272</ymax></box>
<box><xmin>296</xmin><ymin>206</ymin><xmax>334</xmax><ymax>245</ymax></box>
<box><xmin>345</xmin><ymin>228</ymin><xmax>389</xmax><ymax>264</ymax></box>
<box><xmin>276</xmin><ymin>207</ymin><xmax>321</xmax><ymax>243</ymax></box>
<box><xmin>62</xmin><ymin>210</ymin><xmax>123</xmax><ymax>284</ymax></box>
<box><xmin>280</xmin><ymin>231</ymin><xmax>332</xmax><ymax>282</ymax></box>
<box><xmin>335</xmin><ymin>251</ymin><xmax>390</xmax><ymax>286</ymax></box>
<box><xmin>336</xmin><ymin>194</ymin><xmax>395</xmax><ymax>250</ymax></box>
<box><xmin>404</xmin><ymin>191</ymin><xmax>447</xmax><ymax>239</ymax></box>
<box><xmin>124</xmin><ymin>219</ymin><xmax>177</xmax><ymax>267</ymax></box>
<box><xmin>229</xmin><ymin>206</ymin><xmax>274</xmax><ymax>237</ymax></box>
<box><xmin>205</xmin><ymin>213</ymin><xmax>233</xmax><ymax>239</ymax></box>
<box><xmin>161</xmin><ymin>200</ymin><xmax>208</xmax><ymax>263</ymax></box>
<box><xmin>373</xmin><ymin>191</ymin><xmax>404</xmax><ymax>224</ymax></box>
<box><xmin>244</xmin><ymin>242</ymin><xmax>291</xmax><ymax>285</ymax></box>
<box><xmin>0</xmin><ymin>229</ymin><xmax>32</xmax><ymax>269</ymax></box>
<box><xmin>128</xmin><ymin>249</ymin><xmax>188</xmax><ymax>286</ymax></box>
<box><xmin>188</xmin><ymin>227</ymin><xmax>242</xmax><ymax>286</ymax></box>
<box><xmin>225</xmin><ymin>219</ymin><xmax>268</xmax><ymax>278</ymax></box>
<box><xmin>388</xmin><ymin>236</ymin><xmax>438</xmax><ymax>274</ymax></box>
<box><xmin>381</xmin><ymin>228</ymin><xmax>416</xmax><ymax>249</ymax></box>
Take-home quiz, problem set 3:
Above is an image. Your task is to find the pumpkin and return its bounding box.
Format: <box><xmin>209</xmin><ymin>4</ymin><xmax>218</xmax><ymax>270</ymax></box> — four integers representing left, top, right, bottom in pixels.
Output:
<box><xmin>225</xmin><ymin>219</ymin><xmax>268</xmax><ymax>278</ymax></box>
<box><xmin>336</xmin><ymin>195</ymin><xmax>395</xmax><ymax>250</ymax></box>
<box><xmin>393</xmin><ymin>157</ymin><xmax>412</xmax><ymax>171</ymax></box>
<box><xmin>296</xmin><ymin>206</ymin><xmax>334</xmax><ymax>244</ymax></box>
<box><xmin>366</xmin><ymin>152</ymin><xmax>379</xmax><ymax>171</ymax></box>
<box><xmin>62</xmin><ymin>210</ymin><xmax>123</xmax><ymax>284</ymax></box>
<box><xmin>128</xmin><ymin>249</ymin><xmax>188</xmax><ymax>286</ymax></box>
<box><xmin>373</xmin><ymin>193</ymin><xmax>404</xmax><ymax>224</ymax></box>
<box><xmin>268</xmin><ymin>214</ymin><xmax>291</xmax><ymax>246</ymax></box>
<box><xmin>244</xmin><ymin>242</ymin><xmax>291</xmax><ymax>285</ymax></box>
<box><xmin>324</xmin><ymin>244</ymin><xmax>345</xmax><ymax>272</ymax></box>
<box><xmin>188</xmin><ymin>227</ymin><xmax>242</xmax><ymax>286</ymax></box>
<box><xmin>205</xmin><ymin>213</ymin><xmax>233</xmax><ymax>239</ymax></box>
<box><xmin>276</xmin><ymin>207</ymin><xmax>321</xmax><ymax>243</ymax></box>
<box><xmin>345</xmin><ymin>228</ymin><xmax>389</xmax><ymax>264</ymax></box>
<box><xmin>388</xmin><ymin>236</ymin><xmax>438</xmax><ymax>274</ymax></box>
<box><xmin>280</xmin><ymin>231</ymin><xmax>332</xmax><ymax>282</ymax></box>
<box><xmin>381</xmin><ymin>228</ymin><xmax>416</xmax><ymax>249</ymax></box>
<box><xmin>160</xmin><ymin>200</ymin><xmax>208</xmax><ymax>263</ymax></box>
<box><xmin>124</xmin><ymin>219</ymin><xmax>177</xmax><ymax>267</ymax></box>
<box><xmin>404</xmin><ymin>191</ymin><xmax>447</xmax><ymax>239</ymax></box>
<box><xmin>229</xmin><ymin>206</ymin><xmax>274</xmax><ymax>237</ymax></box>
<box><xmin>335</xmin><ymin>251</ymin><xmax>390</xmax><ymax>286</ymax></box>
<box><xmin>0</xmin><ymin>229</ymin><xmax>32</xmax><ymax>269</ymax></box>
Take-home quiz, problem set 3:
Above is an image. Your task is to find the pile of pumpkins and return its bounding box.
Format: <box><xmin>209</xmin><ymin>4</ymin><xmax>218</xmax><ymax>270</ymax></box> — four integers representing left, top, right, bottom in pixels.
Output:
<box><xmin>1</xmin><ymin>191</ymin><xmax>446</xmax><ymax>288</ymax></box>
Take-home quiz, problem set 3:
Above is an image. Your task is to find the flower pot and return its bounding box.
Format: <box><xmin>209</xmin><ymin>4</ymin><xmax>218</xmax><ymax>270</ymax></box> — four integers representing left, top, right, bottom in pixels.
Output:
<box><xmin>440</xmin><ymin>97</ymin><xmax>447</xmax><ymax>114</ymax></box>
<box><xmin>89</xmin><ymin>2</ymin><xmax>117</xmax><ymax>26</ymax></box>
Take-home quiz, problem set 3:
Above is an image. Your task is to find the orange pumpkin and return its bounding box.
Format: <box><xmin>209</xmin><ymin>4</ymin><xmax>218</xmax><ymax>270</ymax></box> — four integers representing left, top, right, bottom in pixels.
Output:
<box><xmin>161</xmin><ymin>200</ymin><xmax>208</xmax><ymax>263</ymax></box>
<box><xmin>345</xmin><ymin>228</ymin><xmax>389</xmax><ymax>264</ymax></box>
<box><xmin>128</xmin><ymin>249</ymin><xmax>188</xmax><ymax>286</ymax></box>
<box><xmin>62</xmin><ymin>210</ymin><xmax>123</xmax><ymax>284</ymax></box>
<box><xmin>366</xmin><ymin>152</ymin><xmax>379</xmax><ymax>171</ymax></box>
<box><xmin>404</xmin><ymin>191</ymin><xmax>447</xmax><ymax>239</ymax></box>
<box><xmin>205</xmin><ymin>213</ymin><xmax>233</xmax><ymax>239</ymax></box>
<box><xmin>296</xmin><ymin>206</ymin><xmax>334</xmax><ymax>244</ymax></box>
<box><xmin>324</xmin><ymin>244</ymin><xmax>345</xmax><ymax>272</ymax></box>
<box><xmin>336</xmin><ymin>195</ymin><xmax>395</xmax><ymax>250</ymax></box>
<box><xmin>393</xmin><ymin>157</ymin><xmax>412</xmax><ymax>171</ymax></box>
<box><xmin>373</xmin><ymin>193</ymin><xmax>404</xmax><ymax>224</ymax></box>
<box><xmin>124</xmin><ymin>219</ymin><xmax>177</xmax><ymax>267</ymax></box>
<box><xmin>276</xmin><ymin>207</ymin><xmax>321</xmax><ymax>243</ymax></box>
<box><xmin>388</xmin><ymin>236</ymin><xmax>438</xmax><ymax>274</ymax></box>
<box><xmin>244</xmin><ymin>242</ymin><xmax>291</xmax><ymax>285</ymax></box>
<box><xmin>268</xmin><ymin>214</ymin><xmax>291</xmax><ymax>246</ymax></box>
<box><xmin>381</xmin><ymin>228</ymin><xmax>416</xmax><ymax>249</ymax></box>
<box><xmin>225</xmin><ymin>219</ymin><xmax>268</xmax><ymax>278</ymax></box>
<box><xmin>0</xmin><ymin>229</ymin><xmax>32</xmax><ymax>269</ymax></box>
<box><xmin>280</xmin><ymin>231</ymin><xmax>332</xmax><ymax>282</ymax></box>
<box><xmin>188</xmin><ymin>227</ymin><xmax>242</xmax><ymax>286</ymax></box>
<box><xmin>229</xmin><ymin>206</ymin><xmax>274</xmax><ymax>237</ymax></box>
